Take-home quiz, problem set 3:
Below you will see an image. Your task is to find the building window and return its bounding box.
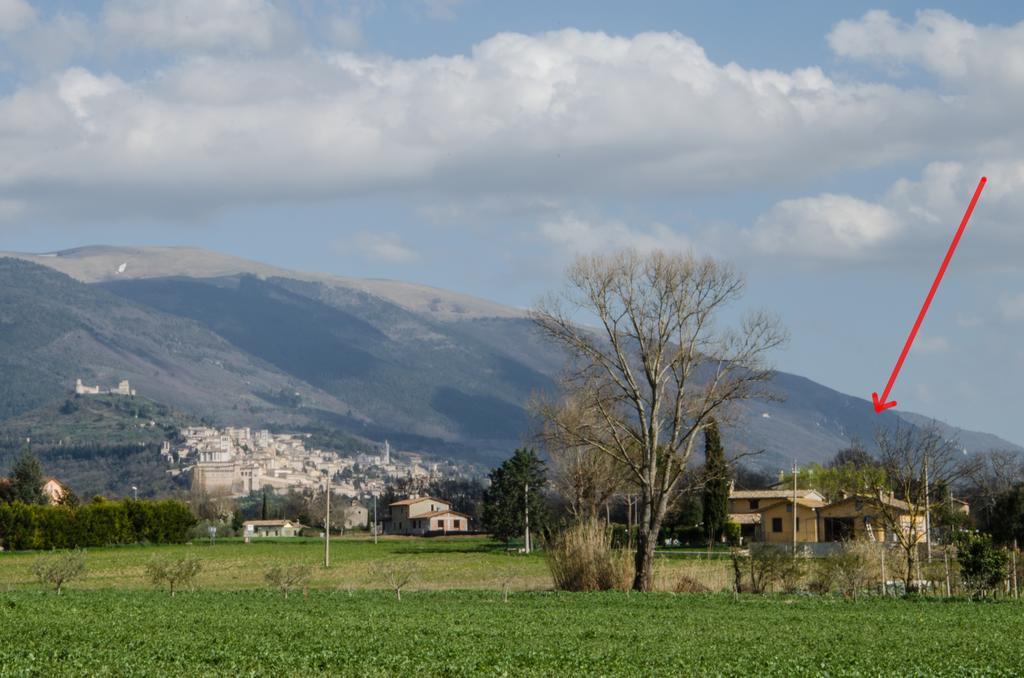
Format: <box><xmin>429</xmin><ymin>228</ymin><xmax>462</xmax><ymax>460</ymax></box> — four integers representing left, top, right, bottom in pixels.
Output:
<box><xmin>749</xmin><ymin>499</ymin><xmax>759</xmax><ymax>510</ymax></box>
<box><xmin>786</xmin><ymin>504</ymin><xmax>793</xmax><ymax>513</ymax></box>
<box><xmin>772</xmin><ymin>517</ymin><xmax>783</xmax><ymax>533</ymax></box>
<box><xmin>796</xmin><ymin>517</ymin><xmax>801</xmax><ymax>531</ymax></box>
<box><xmin>437</xmin><ymin>520</ymin><xmax>445</xmax><ymax>529</ymax></box>
<box><xmin>454</xmin><ymin>520</ymin><xmax>461</xmax><ymax>529</ymax></box>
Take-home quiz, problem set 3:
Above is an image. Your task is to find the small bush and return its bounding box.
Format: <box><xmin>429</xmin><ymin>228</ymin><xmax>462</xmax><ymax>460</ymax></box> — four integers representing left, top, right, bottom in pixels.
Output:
<box><xmin>673</xmin><ymin>575</ymin><xmax>710</xmax><ymax>593</ymax></box>
<box><xmin>32</xmin><ymin>550</ymin><xmax>86</xmax><ymax>594</ymax></box>
<box><xmin>374</xmin><ymin>560</ymin><xmax>417</xmax><ymax>601</ymax></box>
<box><xmin>748</xmin><ymin>546</ymin><xmax>806</xmax><ymax>593</ymax></box>
<box><xmin>146</xmin><ymin>555</ymin><xmax>202</xmax><ymax>596</ymax></box>
<box><xmin>817</xmin><ymin>542</ymin><xmax>875</xmax><ymax>599</ymax></box>
<box><xmin>265</xmin><ymin>563</ymin><xmax>313</xmax><ymax>598</ymax></box>
<box><xmin>958</xmin><ymin>533</ymin><xmax>1009</xmax><ymax>598</ymax></box>
<box><xmin>548</xmin><ymin>520</ymin><xmax>632</xmax><ymax>592</ymax></box>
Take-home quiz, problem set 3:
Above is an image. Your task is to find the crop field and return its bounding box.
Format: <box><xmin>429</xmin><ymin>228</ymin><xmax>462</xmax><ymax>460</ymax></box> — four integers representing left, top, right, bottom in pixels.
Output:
<box><xmin>1</xmin><ymin>589</ymin><xmax>1022</xmax><ymax>676</ymax></box>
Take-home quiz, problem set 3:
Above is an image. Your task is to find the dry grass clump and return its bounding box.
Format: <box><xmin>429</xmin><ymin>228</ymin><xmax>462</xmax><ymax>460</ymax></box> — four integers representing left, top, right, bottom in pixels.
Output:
<box><xmin>547</xmin><ymin>520</ymin><xmax>632</xmax><ymax>591</ymax></box>
<box><xmin>672</xmin><ymin>575</ymin><xmax>710</xmax><ymax>593</ymax></box>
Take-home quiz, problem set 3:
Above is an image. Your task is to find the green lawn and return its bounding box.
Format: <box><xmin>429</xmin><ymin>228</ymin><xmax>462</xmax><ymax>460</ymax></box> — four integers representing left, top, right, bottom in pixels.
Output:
<box><xmin>1</xmin><ymin>589</ymin><xmax>1020</xmax><ymax>676</ymax></box>
<box><xmin>0</xmin><ymin>536</ymin><xmax>731</xmax><ymax>592</ymax></box>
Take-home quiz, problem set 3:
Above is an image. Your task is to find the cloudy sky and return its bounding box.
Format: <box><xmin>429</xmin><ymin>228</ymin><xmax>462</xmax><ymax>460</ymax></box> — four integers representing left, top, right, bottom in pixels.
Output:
<box><xmin>2</xmin><ymin>1</ymin><xmax>1024</xmax><ymax>443</ymax></box>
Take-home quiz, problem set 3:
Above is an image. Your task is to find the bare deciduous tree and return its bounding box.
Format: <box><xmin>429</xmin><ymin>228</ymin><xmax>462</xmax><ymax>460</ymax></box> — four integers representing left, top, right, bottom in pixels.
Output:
<box><xmin>375</xmin><ymin>559</ymin><xmax>417</xmax><ymax>601</ymax></box>
<box><xmin>531</xmin><ymin>250</ymin><xmax>786</xmax><ymax>591</ymax></box>
<box><xmin>264</xmin><ymin>563</ymin><xmax>313</xmax><ymax>598</ymax></box>
<box><xmin>32</xmin><ymin>550</ymin><xmax>86</xmax><ymax>595</ymax></box>
<box><xmin>541</xmin><ymin>400</ymin><xmax>628</xmax><ymax>521</ymax></box>
<box><xmin>868</xmin><ymin>424</ymin><xmax>967</xmax><ymax>593</ymax></box>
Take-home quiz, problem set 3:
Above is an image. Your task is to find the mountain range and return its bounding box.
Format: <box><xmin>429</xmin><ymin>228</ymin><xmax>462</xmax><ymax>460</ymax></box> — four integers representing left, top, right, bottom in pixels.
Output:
<box><xmin>0</xmin><ymin>245</ymin><xmax>1019</xmax><ymax>474</ymax></box>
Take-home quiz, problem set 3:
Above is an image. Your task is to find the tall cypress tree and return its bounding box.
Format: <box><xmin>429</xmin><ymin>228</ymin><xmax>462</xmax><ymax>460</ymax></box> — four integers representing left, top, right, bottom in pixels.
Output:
<box><xmin>261</xmin><ymin>489</ymin><xmax>269</xmax><ymax>520</ymax></box>
<box><xmin>701</xmin><ymin>419</ymin><xmax>730</xmax><ymax>545</ymax></box>
<box><xmin>482</xmin><ymin>448</ymin><xmax>548</xmax><ymax>544</ymax></box>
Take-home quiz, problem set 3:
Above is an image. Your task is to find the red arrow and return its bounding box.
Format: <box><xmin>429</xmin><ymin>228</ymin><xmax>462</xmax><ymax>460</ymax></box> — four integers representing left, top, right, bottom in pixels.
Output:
<box><xmin>871</xmin><ymin>176</ymin><xmax>987</xmax><ymax>413</ymax></box>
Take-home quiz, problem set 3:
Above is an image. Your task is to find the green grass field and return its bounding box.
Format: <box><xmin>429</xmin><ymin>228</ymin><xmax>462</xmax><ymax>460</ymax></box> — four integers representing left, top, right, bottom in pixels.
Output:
<box><xmin>2</xmin><ymin>537</ymin><xmax>1021</xmax><ymax>676</ymax></box>
<box><xmin>1</xmin><ymin>590</ymin><xmax>1021</xmax><ymax>676</ymax></box>
<box><xmin>0</xmin><ymin>536</ymin><xmax>733</xmax><ymax>592</ymax></box>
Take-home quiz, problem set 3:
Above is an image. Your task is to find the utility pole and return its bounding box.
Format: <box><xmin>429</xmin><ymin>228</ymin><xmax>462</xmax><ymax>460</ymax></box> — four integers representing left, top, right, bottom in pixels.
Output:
<box><xmin>1013</xmin><ymin>540</ymin><xmax>1019</xmax><ymax>600</ymax></box>
<box><xmin>924</xmin><ymin>452</ymin><xmax>932</xmax><ymax>562</ymax></box>
<box><xmin>524</xmin><ymin>481</ymin><xmax>531</xmax><ymax>554</ymax></box>
<box><xmin>324</xmin><ymin>473</ymin><xmax>331</xmax><ymax>568</ymax></box>
<box><xmin>373</xmin><ymin>493</ymin><xmax>378</xmax><ymax>545</ymax></box>
<box><xmin>792</xmin><ymin>461</ymin><xmax>798</xmax><ymax>556</ymax></box>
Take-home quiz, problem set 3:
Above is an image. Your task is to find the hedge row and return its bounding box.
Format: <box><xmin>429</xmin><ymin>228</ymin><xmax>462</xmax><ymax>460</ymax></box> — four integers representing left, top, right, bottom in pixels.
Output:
<box><xmin>0</xmin><ymin>499</ymin><xmax>196</xmax><ymax>551</ymax></box>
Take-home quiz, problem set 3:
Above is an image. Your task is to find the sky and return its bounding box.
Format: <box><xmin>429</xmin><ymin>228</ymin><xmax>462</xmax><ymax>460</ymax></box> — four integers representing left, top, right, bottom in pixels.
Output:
<box><xmin>2</xmin><ymin>1</ymin><xmax>1024</xmax><ymax>444</ymax></box>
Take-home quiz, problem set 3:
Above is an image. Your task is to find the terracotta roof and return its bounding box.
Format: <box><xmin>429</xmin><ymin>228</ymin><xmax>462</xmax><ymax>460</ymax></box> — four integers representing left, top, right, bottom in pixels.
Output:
<box><xmin>730</xmin><ymin>489</ymin><xmax>824</xmax><ymax>500</ymax></box>
<box><xmin>757</xmin><ymin>497</ymin><xmax>826</xmax><ymax>512</ymax></box>
<box><xmin>390</xmin><ymin>496</ymin><xmax>449</xmax><ymax>507</ymax></box>
<box><xmin>418</xmin><ymin>509</ymin><xmax>471</xmax><ymax>519</ymax></box>
<box><xmin>822</xmin><ymin>494</ymin><xmax>913</xmax><ymax>513</ymax></box>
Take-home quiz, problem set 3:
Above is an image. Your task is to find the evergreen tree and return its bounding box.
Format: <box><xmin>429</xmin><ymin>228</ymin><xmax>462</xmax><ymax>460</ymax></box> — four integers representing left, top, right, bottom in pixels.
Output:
<box><xmin>261</xmin><ymin>489</ymin><xmax>269</xmax><ymax>520</ymax></box>
<box><xmin>701</xmin><ymin>420</ymin><xmax>730</xmax><ymax>545</ymax></box>
<box><xmin>482</xmin><ymin>448</ymin><xmax>548</xmax><ymax>544</ymax></box>
<box><xmin>10</xmin><ymin>445</ymin><xmax>46</xmax><ymax>505</ymax></box>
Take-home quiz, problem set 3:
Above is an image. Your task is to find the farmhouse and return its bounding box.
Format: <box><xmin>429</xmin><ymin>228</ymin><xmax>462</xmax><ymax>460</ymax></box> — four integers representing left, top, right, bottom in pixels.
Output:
<box><xmin>817</xmin><ymin>494</ymin><xmax>926</xmax><ymax>544</ymax></box>
<box><xmin>727</xmin><ymin>486</ymin><xmax>826</xmax><ymax>541</ymax></box>
<box><xmin>242</xmin><ymin>519</ymin><xmax>303</xmax><ymax>537</ymax></box>
<box><xmin>385</xmin><ymin>496</ymin><xmax>470</xmax><ymax>536</ymax></box>
<box><xmin>756</xmin><ymin>496</ymin><xmax>827</xmax><ymax>544</ymax></box>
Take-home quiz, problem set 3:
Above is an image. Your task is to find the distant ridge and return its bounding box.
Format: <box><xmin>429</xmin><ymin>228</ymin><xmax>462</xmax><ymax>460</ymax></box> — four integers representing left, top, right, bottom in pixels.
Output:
<box><xmin>0</xmin><ymin>246</ymin><xmax>524</xmax><ymax>321</ymax></box>
<box><xmin>0</xmin><ymin>246</ymin><xmax>1019</xmax><ymax>472</ymax></box>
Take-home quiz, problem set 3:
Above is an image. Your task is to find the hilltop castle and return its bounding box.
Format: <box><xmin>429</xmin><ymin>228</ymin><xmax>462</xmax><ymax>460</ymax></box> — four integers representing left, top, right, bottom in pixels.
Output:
<box><xmin>74</xmin><ymin>378</ymin><xmax>136</xmax><ymax>397</ymax></box>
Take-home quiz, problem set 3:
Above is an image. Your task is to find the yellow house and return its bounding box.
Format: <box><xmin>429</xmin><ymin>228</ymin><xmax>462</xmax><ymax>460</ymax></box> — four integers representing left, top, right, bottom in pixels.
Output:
<box><xmin>728</xmin><ymin>487</ymin><xmax>825</xmax><ymax>542</ymax></box>
<box><xmin>817</xmin><ymin>495</ymin><xmax>925</xmax><ymax>544</ymax></box>
<box><xmin>756</xmin><ymin>497</ymin><xmax>825</xmax><ymax>544</ymax></box>
<box><xmin>385</xmin><ymin>496</ymin><xmax>470</xmax><ymax>535</ymax></box>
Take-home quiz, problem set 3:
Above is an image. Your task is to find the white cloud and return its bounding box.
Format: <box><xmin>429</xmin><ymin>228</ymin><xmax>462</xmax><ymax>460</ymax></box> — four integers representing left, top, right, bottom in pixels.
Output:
<box><xmin>999</xmin><ymin>293</ymin><xmax>1024</xmax><ymax>321</ymax></box>
<box><xmin>103</xmin><ymin>0</ymin><xmax>289</xmax><ymax>52</ymax></box>
<box><xmin>829</xmin><ymin>10</ymin><xmax>1024</xmax><ymax>88</ymax></box>
<box><xmin>0</xmin><ymin>0</ymin><xmax>35</xmax><ymax>34</ymax></box>
<box><xmin>0</xmin><ymin>28</ymin><xmax>951</xmax><ymax>221</ymax></box>
<box><xmin>353</xmin><ymin>232</ymin><xmax>419</xmax><ymax>263</ymax></box>
<box><xmin>539</xmin><ymin>213</ymin><xmax>690</xmax><ymax>255</ymax></box>
<box><xmin>744</xmin><ymin>194</ymin><xmax>902</xmax><ymax>258</ymax></box>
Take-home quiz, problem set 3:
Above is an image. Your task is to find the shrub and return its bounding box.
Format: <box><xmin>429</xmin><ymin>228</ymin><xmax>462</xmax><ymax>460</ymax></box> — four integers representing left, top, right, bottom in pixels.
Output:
<box><xmin>958</xmin><ymin>533</ymin><xmax>1009</xmax><ymax>597</ymax></box>
<box><xmin>0</xmin><ymin>499</ymin><xmax>195</xmax><ymax>551</ymax></box>
<box><xmin>547</xmin><ymin>520</ymin><xmax>632</xmax><ymax>592</ymax></box>
<box><xmin>723</xmin><ymin>522</ymin><xmax>742</xmax><ymax>547</ymax></box>
<box><xmin>673</xmin><ymin>575</ymin><xmax>710</xmax><ymax>593</ymax></box>
<box><xmin>264</xmin><ymin>563</ymin><xmax>313</xmax><ymax>599</ymax></box>
<box><xmin>816</xmin><ymin>542</ymin><xmax>875</xmax><ymax>599</ymax></box>
<box><xmin>748</xmin><ymin>546</ymin><xmax>805</xmax><ymax>593</ymax></box>
<box><xmin>146</xmin><ymin>555</ymin><xmax>202</xmax><ymax>596</ymax></box>
<box><xmin>32</xmin><ymin>550</ymin><xmax>86</xmax><ymax>594</ymax></box>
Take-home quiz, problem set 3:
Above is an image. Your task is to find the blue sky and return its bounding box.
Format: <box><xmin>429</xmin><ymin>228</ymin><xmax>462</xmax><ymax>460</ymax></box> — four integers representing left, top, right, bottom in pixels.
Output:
<box><xmin>3</xmin><ymin>1</ymin><xmax>1024</xmax><ymax>444</ymax></box>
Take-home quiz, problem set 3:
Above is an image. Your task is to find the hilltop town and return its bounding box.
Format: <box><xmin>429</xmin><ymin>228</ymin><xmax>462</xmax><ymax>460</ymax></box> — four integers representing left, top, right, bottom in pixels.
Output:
<box><xmin>165</xmin><ymin>425</ymin><xmax>456</xmax><ymax>499</ymax></box>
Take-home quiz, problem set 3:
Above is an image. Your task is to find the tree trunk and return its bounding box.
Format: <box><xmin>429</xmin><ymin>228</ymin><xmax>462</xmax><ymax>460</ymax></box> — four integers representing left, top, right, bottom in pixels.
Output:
<box><xmin>905</xmin><ymin>548</ymin><xmax>917</xmax><ymax>594</ymax></box>
<box><xmin>633</xmin><ymin>527</ymin><xmax>656</xmax><ymax>591</ymax></box>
